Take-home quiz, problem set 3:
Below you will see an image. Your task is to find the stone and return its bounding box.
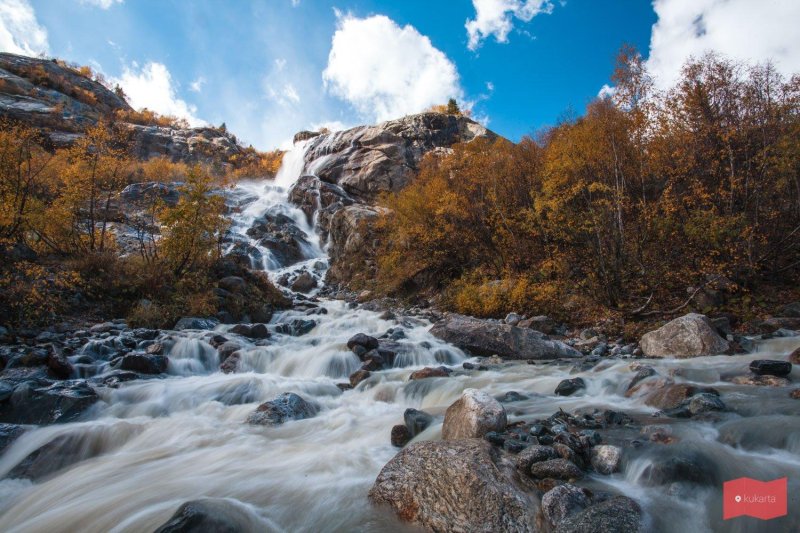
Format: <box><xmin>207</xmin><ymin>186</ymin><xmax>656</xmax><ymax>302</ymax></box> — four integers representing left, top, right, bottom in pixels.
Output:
<box><xmin>174</xmin><ymin>317</ymin><xmax>219</xmax><ymax>331</ymax></box>
<box><xmin>791</xmin><ymin>347</ymin><xmax>800</xmax><ymax>364</ymax></box>
<box><xmin>731</xmin><ymin>375</ymin><xmax>791</xmax><ymax>387</ymax></box>
<box><xmin>290</xmin><ymin>271</ymin><xmax>317</xmax><ymax>293</ymax></box>
<box><xmin>627</xmin><ymin>366</ymin><xmax>656</xmax><ymax>391</ymax></box>
<box><xmin>541</xmin><ymin>484</ymin><xmax>591</xmax><ymax>528</ymax></box>
<box><xmin>346</xmin><ymin>333</ymin><xmax>379</xmax><ymax>351</ymax></box>
<box><xmin>368</xmin><ymin>439</ymin><xmax>536</xmax><ymax>532</ymax></box>
<box><xmin>146</xmin><ymin>342</ymin><xmax>164</xmax><ymax>355</ymax></box>
<box><xmin>408</xmin><ymin>366</ymin><xmax>451</xmax><ymax>380</ymax></box>
<box><xmin>504</xmin><ymin>312</ymin><xmax>522</xmax><ymax>326</ymax></box>
<box><xmin>749</xmin><ymin>359</ymin><xmax>792</xmax><ymax>377</ymax></box>
<box><xmin>591</xmin><ymin>445</ymin><xmax>623</xmax><ymax>474</ymax></box>
<box><xmin>154</xmin><ymin>498</ymin><xmax>267</xmax><ymax>533</ymax></box>
<box><xmin>555</xmin><ymin>496</ymin><xmax>643</xmax><ymax>533</ymax></box>
<box><xmin>639</xmin><ymin>313</ymin><xmax>729</xmax><ymax>357</ymax></box>
<box><xmin>643</xmin><ymin>383</ymin><xmax>718</xmax><ymax>410</ymax></box>
<box><xmin>0</xmin><ymin>381</ymin><xmax>98</xmax><ymax>425</ymax></box>
<box><xmin>498</xmin><ymin>391</ymin><xmax>529</xmax><ymax>403</ymax></box>
<box><xmin>555</xmin><ymin>377</ymin><xmax>586</xmax><ymax>396</ymax></box>
<box><xmin>119</xmin><ymin>354</ymin><xmax>168</xmax><ymax>374</ymax></box>
<box><xmin>46</xmin><ymin>347</ymin><xmax>73</xmax><ymax>379</ymax></box>
<box><xmin>687</xmin><ymin>393</ymin><xmax>726</xmax><ymax>415</ymax></box>
<box><xmin>403</xmin><ymin>408</ymin><xmax>433</xmax><ymax>437</ymax></box>
<box><xmin>442</xmin><ymin>388</ymin><xmax>507</xmax><ymax>440</ymax></box>
<box><xmin>430</xmin><ymin>313</ymin><xmax>581</xmax><ymax>360</ymax></box>
<box><xmin>529</xmin><ymin>458</ymin><xmax>584</xmax><ymax>481</ymax></box>
<box><xmin>391</xmin><ymin>424</ymin><xmax>412</xmax><ymax>447</ymax></box>
<box><xmin>246</xmin><ymin>392</ymin><xmax>317</xmax><ymax>426</ymax></box>
<box><xmin>791</xmin><ymin>389</ymin><xmax>800</xmax><ymax>399</ymax></box>
<box><xmin>639</xmin><ymin>449</ymin><xmax>719</xmax><ymax>487</ymax></box>
<box><xmin>217</xmin><ymin>341</ymin><xmax>241</xmax><ymax>362</ymax></box>
<box><xmin>249</xmin><ymin>323</ymin><xmax>270</xmax><ymax>339</ymax></box>
<box><xmin>518</xmin><ymin>315</ymin><xmax>557</xmax><ymax>334</ymax></box>
<box><xmin>349</xmin><ymin>369</ymin><xmax>371</xmax><ymax>388</ymax></box>
<box><xmin>516</xmin><ymin>445</ymin><xmax>560</xmax><ymax>471</ymax></box>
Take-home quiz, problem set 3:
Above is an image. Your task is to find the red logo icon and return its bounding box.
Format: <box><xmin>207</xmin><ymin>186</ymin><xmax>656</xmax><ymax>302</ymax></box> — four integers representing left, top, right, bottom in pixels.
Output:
<box><xmin>723</xmin><ymin>477</ymin><xmax>787</xmax><ymax>520</ymax></box>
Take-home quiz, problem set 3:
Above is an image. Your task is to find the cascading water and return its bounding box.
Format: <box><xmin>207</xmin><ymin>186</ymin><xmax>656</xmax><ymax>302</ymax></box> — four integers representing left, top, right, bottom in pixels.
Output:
<box><xmin>0</xmin><ymin>140</ymin><xmax>799</xmax><ymax>532</ymax></box>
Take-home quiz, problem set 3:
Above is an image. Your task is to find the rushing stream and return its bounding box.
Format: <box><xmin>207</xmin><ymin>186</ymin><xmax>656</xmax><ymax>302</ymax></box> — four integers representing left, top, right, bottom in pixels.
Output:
<box><xmin>0</xmin><ymin>141</ymin><xmax>798</xmax><ymax>532</ymax></box>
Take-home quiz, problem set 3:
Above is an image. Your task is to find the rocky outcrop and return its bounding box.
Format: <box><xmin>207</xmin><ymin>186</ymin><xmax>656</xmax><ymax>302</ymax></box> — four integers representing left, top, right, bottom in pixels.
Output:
<box><xmin>287</xmin><ymin>175</ymin><xmax>353</xmax><ymax>234</ymax></box>
<box><xmin>442</xmin><ymin>388</ymin><xmax>507</xmax><ymax>440</ymax></box>
<box><xmin>301</xmin><ymin>113</ymin><xmax>494</xmax><ymax>200</ymax></box>
<box><xmin>326</xmin><ymin>204</ymin><xmax>386</xmax><ymax>283</ymax></box>
<box><xmin>430</xmin><ymin>314</ymin><xmax>581</xmax><ymax>360</ymax></box>
<box><xmin>368</xmin><ymin>439</ymin><xmax>536</xmax><ymax>532</ymax></box>
<box><xmin>639</xmin><ymin>313</ymin><xmax>730</xmax><ymax>357</ymax></box>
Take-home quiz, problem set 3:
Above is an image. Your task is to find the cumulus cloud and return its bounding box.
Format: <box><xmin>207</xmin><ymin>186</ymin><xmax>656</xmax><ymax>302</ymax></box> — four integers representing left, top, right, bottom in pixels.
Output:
<box><xmin>323</xmin><ymin>14</ymin><xmax>462</xmax><ymax>122</ymax></box>
<box><xmin>647</xmin><ymin>0</ymin><xmax>800</xmax><ymax>89</ymax></box>
<box><xmin>189</xmin><ymin>76</ymin><xmax>205</xmax><ymax>93</ymax></box>
<box><xmin>80</xmin><ymin>0</ymin><xmax>123</xmax><ymax>9</ymax></box>
<box><xmin>113</xmin><ymin>62</ymin><xmax>205</xmax><ymax>126</ymax></box>
<box><xmin>465</xmin><ymin>0</ymin><xmax>554</xmax><ymax>51</ymax></box>
<box><xmin>0</xmin><ymin>0</ymin><xmax>48</xmax><ymax>56</ymax></box>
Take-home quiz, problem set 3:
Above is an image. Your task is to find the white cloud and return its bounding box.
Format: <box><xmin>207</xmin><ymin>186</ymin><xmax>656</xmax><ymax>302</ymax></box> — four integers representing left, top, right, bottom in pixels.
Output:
<box><xmin>597</xmin><ymin>83</ymin><xmax>615</xmax><ymax>99</ymax></box>
<box><xmin>113</xmin><ymin>62</ymin><xmax>205</xmax><ymax>127</ymax></box>
<box><xmin>647</xmin><ymin>0</ymin><xmax>800</xmax><ymax>89</ymax></box>
<box><xmin>465</xmin><ymin>0</ymin><xmax>554</xmax><ymax>51</ymax></box>
<box><xmin>80</xmin><ymin>0</ymin><xmax>123</xmax><ymax>9</ymax></box>
<box><xmin>274</xmin><ymin>58</ymin><xmax>286</xmax><ymax>71</ymax></box>
<box><xmin>290</xmin><ymin>0</ymin><xmax>300</xmax><ymax>6</ymax></box>
<box><xmin>323</xmin><ymin>14</ymin><xmax>462</xmax><ymax>122</ymax></box>
<box><xmin>266</xmin><ymin>82</ymin><xmax>301</xmax><ymax>106</ymax></box>
<box><xmin>0</xmin><ymin>0</ymin><xmax>48</xmax><ymax>56</ymax></box>
<box><xmin>189</xmin><ymin>76</ymin><xmax>205</xmax><ymax>93</ymax></box>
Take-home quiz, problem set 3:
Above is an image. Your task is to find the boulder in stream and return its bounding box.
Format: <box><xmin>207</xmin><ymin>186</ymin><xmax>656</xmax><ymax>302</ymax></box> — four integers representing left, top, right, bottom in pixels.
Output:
<box><xmin>442</xmin><ymin>388</ymin><xmax>507</xmax><ymax>440</ymax></box>
<box><xmin>639</xmin><ymin>313</ymin><xmax>729</xmax><ymax>357</ymax></box>
<box><xmin>554</xmin><ymin>496</ymin><xmax>643</xmax><ymax>533</ymax></box>
<box><xmin>154</xmin><ymin>498</ymin><xmax>270</xmax><ymax>533</ymax></box>
<box><xmin>749</xmin><ymin>359</ymin><xmax>792</xmax><ymax>377</ymax></box>
<box><xmin>246</xmin><ymin>392</ymin><xmax>318</xmax><ymax>426</ymax></box>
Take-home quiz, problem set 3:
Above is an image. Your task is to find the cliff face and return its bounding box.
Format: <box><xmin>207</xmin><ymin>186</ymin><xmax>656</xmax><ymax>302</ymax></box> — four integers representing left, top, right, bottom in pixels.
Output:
<box><xmin>0</xmin><ymin>53</ymin><xmax>249</xmax><ymax>166</ymax></box>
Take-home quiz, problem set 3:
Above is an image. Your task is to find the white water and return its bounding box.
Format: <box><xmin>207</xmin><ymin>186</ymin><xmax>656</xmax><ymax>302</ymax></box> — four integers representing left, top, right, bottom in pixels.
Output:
<box><xmin>1</xmin><ymin>141</ymin><xmax>799</xmax><ymax>532</ymax></box>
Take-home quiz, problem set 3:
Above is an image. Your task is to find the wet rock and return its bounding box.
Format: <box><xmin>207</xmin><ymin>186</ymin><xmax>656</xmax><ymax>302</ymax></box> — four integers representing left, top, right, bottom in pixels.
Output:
<box><xmin>731</xmin><ymin>374</ymin><xmax>791</xmax><ymax>387</ymax></box>
<box><xmin>146</xmin><ymin>342</ymin><xmax>164</xmax><ymax>355</ymax></box>
<box><xmin>518</xmin><ymin>315</ymin><xmax>557</xmax><ymax>334</ymax></box>
<box><xmin>246</xmin><ymin>392</ymin><xmax>317</xmax><ymax>426</ymax></box>
<box><xmin>504</xmin><ymin>312</ymin><xmax>522</xmax><ymax>326</ymax></box>
<box><xmin>46</xmin><ymin>346</ymin><xmax>73</xmax><ymax>379</ymax></box>
<box><xmin>430</xmin><ymin>313</ymin><xmax>581</xmax><ymax>360</ymax></box>
<box><xmin>541</xmin><ymin>483</ymin><xmax>591</xmax><ymax>528</ymax></box>
<box><xmin>346</xmin><ymin>333</ymin><xmax>379</xmax><ymax>351</ymax></box>
<box><xmin>391</xmin><ymin>424</ymin><xmax>412</xmax><ymax>447</ymax></box>
<box><xmin>408</xmin><ymin>366</ymin><xmax>451</xmax><ymax>380</ymax></box>
<box><xmin>641</xmin><ymin>425</ymin><xmax>677</xmax><ymax>444</ymax></box>
<box><xmin>217</xmin><ymin>341</ymin><xmax>241</xmax><ymax>362</ymax></box>
<box><xmin>246</xmin><ymin>209</ymin><xmax>311</xmax><ymax>268</ymax></box>
<box><xmin>791</xmin><ymin>347</ymin><xmax>800</xmax><ymax>364</ymax></box>
<box><xmin>644</xmin><ymin>383</ymin><xmax>719</xmax><ymax>410</ymax></box>
<box><xmin>368</xmin><ymin>439</ymin><xmax>536</xmax><ymax>532</ymax></box>
<box><xmin>154</xmin><ymin>498</ymin><xmax>267</xmax><ymax>533</ymax></box>
<box><xmin>687</xmin><ymin>393</ymin><xmax>726</xmax><ymax>415</ymax></box>
<box><xmin>555</xmin><ymin>496</ymin><xmax>643</xmax><ymax>533</ymax></box>
<box><xmin>442</xmin><ymin>388</ymin><xmax>507</xmax><ymax>440</ymax></box>
<box><xmin>639</xmin><ymin>313</ymin><xmax>729</xmax><ymax>357</ymax></box>
<box><xmin>290</xmin><ymin>271</ymin><xmax>317</xmax><ymax>293</ymax></box>
<box><xmin>791</xmin><ymin>389</ymin><xmax>800</xmax><ymax>399</ymax></box>
<box><xmin>529</xmin><ymin>458</ymin><xmax>584</xmax><ymax>481</ymax></box>
<box><xmin>640</xmin><ymin>448</ymin><xmax>719</xmax><ymax>487</ymax></box>
<box><xmin>273</xmin><ymin>319</ymin><xmax>316</xmax><ymax>337</ymax></box>
<box><xmin>0</xmin><ymin>380</ymin><xmax>98</xmax><ymax>425</ymax></box>
<box><xmin>174</xmin><ymin>317</ymin><xmax>219</xmax><ymax>331</ymax></box>
<box><xmin>591</xmin><ymin>445</ymin><xmax>622</xmax><ymax>474</ymax></box>
<box><xmin>118</xmin><ymin>354</ymin><xmax>168</xmax><ymax>374</ymax></box>
<box><xmin>627</xmin><ymin>366</ymin><xmax>656</xmax><ymax>391</ymax></box>
<box><xmin>0</xmin><ymin>423</ymin><xmax>25</xmax><ymax>453</ymax></box>
<box><xmin>555</xmin><ymin>377</ymin><xmax>586</xmax><ymax>396</ymax></box>
<box><xmin>516</xmin><ymin>445</ymin><xmax>560</xmax><ymax>471</ymax></box>
<box><xmin>349</xmin><ymin>369</ymin><xmax>371</xmax><ymax>388</ymax></box>
<box><xmin>749</xmin><ymin>359</ymin><xmax>792</xmax><ymax>377</ymax></box>
<box><xmin>404</xmin><ymin>408</ymin><xmax>433</xmax><ymax>437</ymax></box>
<box><xmin>498</xmin><ymin>391</ymin><xmax>529</xmax><ymax>403</ymax></box>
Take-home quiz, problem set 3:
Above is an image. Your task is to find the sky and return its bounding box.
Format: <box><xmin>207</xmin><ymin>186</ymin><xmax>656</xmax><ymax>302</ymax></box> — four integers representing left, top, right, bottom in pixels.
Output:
<box><xmin>1</xmin><ymin>0</ymin><xmax>799</xmax><ymax>150</ymax></box>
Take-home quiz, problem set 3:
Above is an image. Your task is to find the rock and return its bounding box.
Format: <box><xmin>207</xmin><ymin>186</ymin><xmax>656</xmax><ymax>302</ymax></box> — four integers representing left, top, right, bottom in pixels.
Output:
<box><xmin>273</xmin><ymin>319</ymin><xmax>316</xmax><ymax>337</ymax></box>
<box><xmin>287</xmin><ymin>175</ymin><xmax>353</xmax><ymax>232</ymax></box>
<box><xmin>442</xmin><ymin>388</ymin><xmax>507</xmax><ymax>440</ymax></box>
<box><xmin>643</xmin><ymin>383</ymin><xmax>718</xmax><ymax>410</ymax></box>
<box><xmin>518</xmin><ymin>315</ymin><xmax>557</xmax><ymax>334</ymax></box>
<box><xmin>217</xmin><ymin>341</ymin><xmax>241</xmax><ymax>362</ymax></box>
<box><xmin>246</xmin><ymin>392</ymin><xmax>317</xmax><ymax>426</ymax></box>
<box><xmin>498</xmin><ymin>391</ymin><xmax>529</xmax><ymax>403</ymax></box>
<box><xmin>0</xmin><ymin>423</ymin><xmax>25</xmax><ymax>454</ymax></box>
<box><xmin>290</xmin><ymin>271</ymin><xmax>317</xmax><ymax>293</ymax></box>
<box><xmin>46</xmin><ymin>347</ymin><xmax>73</xmax><ymax>379</ymax></box>
<box><xmin>639</xmin><ymin>313</ymin><xmax>729</xmax><ymax>357</ymax></box>
<box><xmin>541</xmin><ymin>484</ymin><xmax>591</xmax><ymax>528</ymax></box>
<box><xmin>391</xmin><ymin>424</ymin><xmax>412</xmax><ymax>447</ymax></box>
<box><xmin>627</xmin><ymin>366</ymin><xmax>656</xmax><ymax>391</ymax></box>
<box><xmin>326</xmin><ymin>204</ymin><xmax>385</xmax><ymax>283</ymax></box>
<box><xmin>346</xmin><ymin>333</ymin><xmax>379</xmax><ymax>351</ymax></box>
<box><xmin>154</xmin><ymin>498</ymin><xmax>267</xmax><ymax>533</ymax></box>
<box><xmin>349</xmin><ymin>369</ymin><xmax>371</xmax><ymax>388</ymax></box>
<box><xmin>430</xmin><ymin>314</ymin><xmax>581</xmax><ymax>360</ymax></box>
<box><xmin>687</xmin><ymin>392</ymin><xmax>726</xmax><ymax>415</ymax></box>
<box><xmin>244</xmin><ymin>208</ymin><xmax>312</xmax><ymax>268</ymax></box>
<box><xmin>404</xmin><ymin>408</ymin><xmax>433</xmax><ymax>437</ymax></box>
<box><xmin>791</xmin><ymin>347</ymin><xmax>800</xmax><ymax>364</ymax></box>
<box><xmin>555</xmin><ymin>496</ymin><xmax>643</xmax><ymax>533</ymax></box>
<box><xmin>249</xmin><ymin>323</ymin><xmax>270</xmax><ymax>339</ymax></box>
<box><xmin>640</xmin><ymin>449</ymin><xmax>719</xmax><ymax>486</ymax></box>
<box><xmin>749</xmin><ymin>359</ymin><xmax>792</xmax><ymax>377</ymax></box>
<box><xmin>516</xmin><ymin>445</ymin><xmax>560</xmax><ymax>471</ymax></box>
<box><xmin>780</xmin><ymin>302</ymin><xmax>800</xmax><ymax>317</ymax></box>
<box><xmin>146</xmin><ymin>343</ymin><xmax>164</xmax><ymax>355</ymax></box>
<box><xmin>504</xmin><ymin>312</ymin><xmax>522</xmax><ymax>326</ymax></box>
<box><xmin>219</xmin><ymin>353</ymin><xmax>240</xmax><ymax>374</ymax></box>
<box><xmin>0</xmin><ymin>381</ymin><xmax>98</xmax><ymax>425</ymax></box>
<box><xmin>591</xmin><ymin>445</ymin><xmax>622</xmax><ymax>474</ymax></box>
<box><xmin>408</xmin><ymin>366</ymin><xmax>450</xmax><ymax>380</ymax></box>
<box><xmin>555</xmin><ymin>377</ymin><xmax>586</xmax><ymax>396</ymax></box>
<box><xmin>174</xmin><ymin>317</ymin><xmax>219</xmax><ymax>331</ymax></box>
<box><xmin>791</xmin><ymin>389</ymin><xmax>800</xmax><ymax>399</ymax></box>
<box><xmin>119</xmin><ymin>354</ymin><xmax>168</xmax><ymax>374</ymax></box>
<box><xmin>368</xmin><ymin>439</ymin><xmax>535</xmax><ymax>532</ymax></box>
<box><xmin>529</xmin><ymin>458</ymin><xmax>584</xmax><ymax>481</ymax></box>
<box><xmin>731</xmin><ymin>374</ymin><xmax>791</xmax><ymax>387</ymax></box>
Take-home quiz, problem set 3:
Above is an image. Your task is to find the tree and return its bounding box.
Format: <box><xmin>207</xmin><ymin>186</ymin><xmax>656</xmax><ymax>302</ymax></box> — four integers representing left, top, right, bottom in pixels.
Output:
<box><xmin>447</xmin><ymin>98</ymin><xmax>461</xmax><ymax>115</ymax></box>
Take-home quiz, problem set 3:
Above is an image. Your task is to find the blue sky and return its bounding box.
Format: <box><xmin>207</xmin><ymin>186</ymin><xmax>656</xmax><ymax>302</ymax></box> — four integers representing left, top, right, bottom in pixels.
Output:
<box><xmin>2</xmin><ymin>1</ymin><xmax>799</xmax><ymax>149</ymax></box>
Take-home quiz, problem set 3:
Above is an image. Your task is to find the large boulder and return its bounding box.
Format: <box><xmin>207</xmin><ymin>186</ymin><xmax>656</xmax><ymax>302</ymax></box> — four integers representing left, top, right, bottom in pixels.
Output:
<box><xmin>555</xmin><ymin>496</ymin><xmax>643</xmax><ymax>533</ymax></box>
<box><xmin>442</xmin><ymin>388</ymin><xmax>507</xmax><ymax>440</ymax></box>
<box><xmin>430</xmin><ymin>314</ymin><xmax>581</xmax><ymax>359</ymax></box>
<box><xmin>154</xmin><ymin>498</ymin><xmax>270</xmax><ymax>533</ymax></box>
<box><xmin>368</xmin><ymin>439</ymin><xmax>536</xmax><ymax>532</ymax></box>
<box><xmin>0</xmin><ymin>380</ymin><xmax>98</xmax><ymax>425</ymax></box>
<box><xmin>245</xmin><ymin>392</ymin><xmax>317</xmax><ymax>426</ymax></box>
<box><xmin>639</xmin><ymin>313</ymin><xmax>730</xmax><ymax>357</ymax></box>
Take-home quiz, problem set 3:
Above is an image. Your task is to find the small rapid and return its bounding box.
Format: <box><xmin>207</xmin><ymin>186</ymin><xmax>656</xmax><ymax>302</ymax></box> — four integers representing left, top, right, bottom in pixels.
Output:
<box><xmin>0</xmin><ymin>140</ymin><xmax>799</xmax><ymax>532</ymax></box>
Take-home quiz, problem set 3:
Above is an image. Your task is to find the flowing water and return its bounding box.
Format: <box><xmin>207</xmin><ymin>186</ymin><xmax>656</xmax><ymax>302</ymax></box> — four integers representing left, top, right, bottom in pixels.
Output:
<box><xmin>0</xmin><ymin>142</ymin><xmax>799</xmax><ymax>532</ymax></box>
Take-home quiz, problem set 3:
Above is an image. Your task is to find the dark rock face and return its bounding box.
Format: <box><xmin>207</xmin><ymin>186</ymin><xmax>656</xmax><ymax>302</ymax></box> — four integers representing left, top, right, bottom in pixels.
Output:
<box><xmin>326</xmin><ymin>204</ymin><xmax>384</xmax><ymax>283</ymax></box>
<box><xmin>639</xmin><ymin>448</ymin><xmax>720</xmax><ymax>487</ymax></box>
<box><xmin>154</xmin><ymin>498</ymin><xmax>267</xmax><ymax>533</ymax></box>
<box><xmin>368</xmin><ymin>439</ymin><xmax>536</xmax><ymax>532</ymax></box>
<box><xmin>174</xmin><ymin>317</ymin><xmax>220</xmax><ymax>331</ymax></box>
<box><xmin>541</xmin><ymin>484</ymin><xmax>591</xmax><ymax>528</ymax></box>
<box><xmin>430</xmin><ymin>314</ymin><xmax>581</xmax><ymax>359</ymax></box>
<box><xmin>555</xmin><ymin>377</ymin><xmax>586</xmax><ymax>396</ymax></box>
<box><xmin>749</xmin><ymin>359</ymin><xmax>792</xmax><ymax>377</ymax></box>
<box><xmin>347</xmin><ymin>333</ymin><xmax>379</xmax><ymax>351</ymax></box>
<box><xmin>118</xmin><ymin>354</ymin><xmax>168</xmax><ymax>374</ymax></box>
<box><xmin>554</xmin><ymin>496</ymin><xmax>643</xmax><ymax>533</ymax></box>
<box><xmin>246</xmin><ymin>208</ymin><xmax>312</xmax><ymax>268</ymax></box>
<box><xmin>404</xmin><ymin>408</ymin><xmax>433</xmax><ymax>437</ymax></box>
<box><xmin>0</xmin><ymin>380</ymin><xmax>98</xmax><ymax>424</ymax></box>
<box><xmin>290</xmin><ymin>271</ymin><xmax>317</xmax><ymax>293</ymax></box>
<box><xmin>288</xmin><ymin>175</ymin><xmax>353</xmax><ymax>233</ymax></box>
<box><xmin>245</xmin><ymin>392</ymin><xmax>317</xmax><ymax>426</ymax></box>
<box><xmin>349</xmin><ymin>369</ymin><xmax>371</xmax><ymax>388</ymax></box>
